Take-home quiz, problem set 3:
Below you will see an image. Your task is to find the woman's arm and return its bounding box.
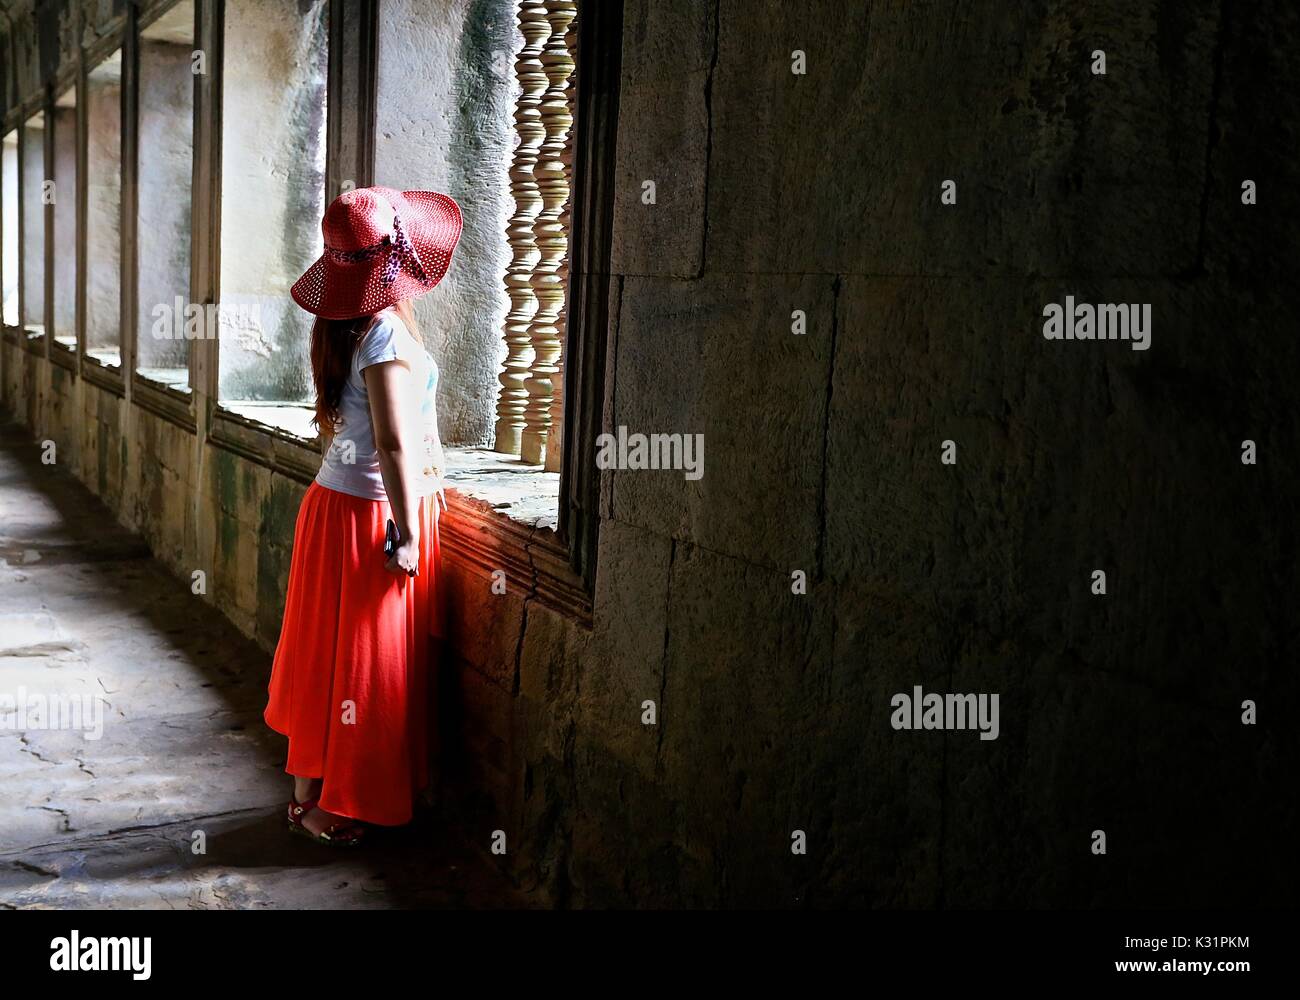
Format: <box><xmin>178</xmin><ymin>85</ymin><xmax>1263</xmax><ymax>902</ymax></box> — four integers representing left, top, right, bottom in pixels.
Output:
<box><xmin>364</xmin><ymin>358</ymin><xmax>422</xmax><ymax>576</ymax></box>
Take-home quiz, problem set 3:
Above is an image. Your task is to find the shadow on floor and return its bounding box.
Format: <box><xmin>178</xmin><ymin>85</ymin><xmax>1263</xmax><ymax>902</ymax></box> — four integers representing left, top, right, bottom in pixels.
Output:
<box><xmin>0</xmin><ymin>413</ymin><xmax>533</xmax><ymax>909</ymax></box>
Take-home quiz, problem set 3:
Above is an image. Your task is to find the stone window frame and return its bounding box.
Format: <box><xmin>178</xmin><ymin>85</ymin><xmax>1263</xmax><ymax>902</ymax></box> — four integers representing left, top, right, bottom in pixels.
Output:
<box><xmin>0</xmin><ymin>3</ymin><xmax>188</xmax><ymax>414</ymax></box>
<box><xmin>79</xmin><ymin>42</ymin><xmax>129</xmax><ymax>380</ymax></box>
<box><xmin>47</xmin><ymin>75</ymin><xmax>79</xmax><ymax>370</ymax></box>
<box><xmin>0</xmin><ymin>56</ymin><xmax>60</xmax><ymax>360</ymax></box>
<box><xmin>11</xmin><ymin>101</ymin><xmax>49</xmax><ymax>355</ymax></box>
<box><xmin>0</xmin><ymin>128</ymin><xmax>16</xmax><ymax>329</ymax></box>
<box><xmin>66</xmin><ymin>18</ymin><xmax>130</xmax><ymax>394</ymax></box>
<box><xmin>0</xmin><ymin>6</ymin><xmax>39</xmax><ymax>355</ymax></box>
<box><xmin>60</xmin><ymin>1</ymin><xmax>198</xmax><ymax>422</ymax></box>
<box><xmin>202</xmin><ymin>0</ymin><xmax>327</xmax><ymax>434</ymax></box>
<box><xmin>0</xmin><ymin>0</ymin><xmax>619</xmax><ymax>620</ymax></box>
<box><xmin>128</xmin><ymin>0</ymin><xmax>199</xmax><ymax>427</ymax></box>
<box><xmin>198</xmin><ymin>0</ymin><xmax>621</xmax><ymax>620</ymax></box>
<box><xmin>0</xmin><ymin>8</ymin><xmax>136</xmax><ymax>399</ymax></box>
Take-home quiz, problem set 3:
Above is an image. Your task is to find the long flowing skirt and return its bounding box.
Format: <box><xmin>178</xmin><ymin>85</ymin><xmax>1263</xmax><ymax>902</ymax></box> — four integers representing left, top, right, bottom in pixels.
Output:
<box><xmin>263</xmin><ymin>480</ymin><xmax>442</xmax><ymax>825</ymax></box>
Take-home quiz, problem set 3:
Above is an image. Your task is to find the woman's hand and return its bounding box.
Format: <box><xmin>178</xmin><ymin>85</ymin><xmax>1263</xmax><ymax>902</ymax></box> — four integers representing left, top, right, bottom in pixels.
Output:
<box><xmin>385</xmin><ymin>538</ymin><xmax>420</xmax><ymax>577</ymax></box>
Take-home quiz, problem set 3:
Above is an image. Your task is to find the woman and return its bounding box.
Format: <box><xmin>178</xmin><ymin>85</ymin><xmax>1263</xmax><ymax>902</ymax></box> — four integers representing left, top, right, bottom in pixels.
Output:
<box><xmin>263</xmin><ymin>185</ymin><xmax>463</xmax><ymax>846</ymax></box>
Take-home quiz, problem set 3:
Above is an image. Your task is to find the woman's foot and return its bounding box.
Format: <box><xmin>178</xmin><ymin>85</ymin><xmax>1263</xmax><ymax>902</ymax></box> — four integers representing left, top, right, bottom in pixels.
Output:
<box><xmin>287</xmin><ymin>778</ymin><xmax>365</xmax><ymax>846</ymax></box>
<box><xmin>300</xmin><ymin>803</ymin><xmax>365</xmax><ymax>842</ymax></box>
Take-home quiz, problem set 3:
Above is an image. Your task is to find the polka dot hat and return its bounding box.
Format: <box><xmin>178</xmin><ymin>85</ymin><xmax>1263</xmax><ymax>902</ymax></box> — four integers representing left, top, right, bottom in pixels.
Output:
<box><xmin>290</xmin><ymin>185</ymin><xmax>463</xmax><ymax>320</ymax></box>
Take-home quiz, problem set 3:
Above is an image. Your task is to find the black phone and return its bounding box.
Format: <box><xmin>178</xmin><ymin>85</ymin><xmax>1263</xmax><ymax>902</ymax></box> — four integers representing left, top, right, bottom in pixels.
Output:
<box><xmin>384</xmin><ymin>519</ymin><xmax>399</xmax><ymax>557</ymax></box>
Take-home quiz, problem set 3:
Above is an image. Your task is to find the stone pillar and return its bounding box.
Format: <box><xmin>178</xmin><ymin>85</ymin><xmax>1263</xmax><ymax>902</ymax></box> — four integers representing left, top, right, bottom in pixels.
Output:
<box><xmin>520</xmin><ymin>0</ymin><xmax>576</xmax><ymax>467</ymax></box>
<box><xmin>543</xmin><ymin>7</ymin><xmax>578</xmax><ymax>474</ymax></box>
<box><xmin>494</xmin><ymin>1</ymin><xmax>548</xmax><ymax>455</ymax></box>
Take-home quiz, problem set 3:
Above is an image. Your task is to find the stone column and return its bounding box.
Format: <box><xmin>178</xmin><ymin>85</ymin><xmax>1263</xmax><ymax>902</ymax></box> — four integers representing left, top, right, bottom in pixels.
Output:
<box><xmin>543</xmin><ymin>7</ymin><xmax>578</xmax><ymax>473</ymax></box>
<box><xmin>493</xmin><ymin>1</ymin><xmax>548</xmax><ymax>455</ymax></box>
<box><xmin>520</xmin><ymin>0</ymin><xmax>576</xmax><ymax>466</ymax></box>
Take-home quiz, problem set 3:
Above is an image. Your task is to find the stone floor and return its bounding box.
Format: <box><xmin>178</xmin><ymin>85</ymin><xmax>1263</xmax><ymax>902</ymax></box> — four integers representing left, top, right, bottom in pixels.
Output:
<box><xmin>0</xmin><ymin>415</ymin><xmax>532</xmax><ymax>909</ymax></box>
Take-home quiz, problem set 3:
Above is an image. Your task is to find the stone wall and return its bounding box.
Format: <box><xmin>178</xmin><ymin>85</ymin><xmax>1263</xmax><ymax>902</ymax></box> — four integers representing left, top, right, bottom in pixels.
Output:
<box><xmin>0</xmin><ymin>331</ymin><xmax>305</xmax><ymax>650</ymax></box>
<box><xmin>2</xmin><ymin>0</ymin><xmax>1297</xmax><ymax>908</ymax></box>
<box><xmin>436</xmin><ymin>0</ymin><xmax>1300</xmax><ymax>907</ymax></box>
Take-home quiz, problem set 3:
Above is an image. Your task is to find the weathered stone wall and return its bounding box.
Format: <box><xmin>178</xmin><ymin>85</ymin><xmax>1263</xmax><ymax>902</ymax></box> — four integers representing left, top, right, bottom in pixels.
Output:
<box><xmin>431</xmin><ymin>0</ymin><xmax>1300</xmax><ymax>907</ymax></box>
<box><xmin>2</xmin><ymin>0</ymin><xmax>1296</xmax><ymax>909</ymax></box>
<box><xmin>0</xmin><ymin>329</ymin><xmax>305</xmax><ymax>652</ymax></box>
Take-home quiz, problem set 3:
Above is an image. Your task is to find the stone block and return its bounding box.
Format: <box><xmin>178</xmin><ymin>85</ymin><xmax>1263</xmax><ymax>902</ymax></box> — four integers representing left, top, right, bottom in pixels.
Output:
<box><xmin>818</xmin><ymin>577</ymin><xmax>944</xmax><ymax>906</ymax></box>
<box><xmin>568</xmin><ymin>728</ymin><xmax>717</xmax><ymax>907</ymax></box>
<box><xmin>439</xmin><ymin>553</ymin><xmax>527</xmax><ymax>689</ymax></box>
<box><xmin>611</xmin><ymin>0</ymin><xmax>714</xmax><ymax>276</ymax></box>
<box><xmin>654</xmin><ymin>542</ymin><xmax>832</xmax><ymax>904</ymax></box>
<box><xmin>705</xmin><ymin>0</ymin><xmax>1217</xmax><ymax>276</ymax></box>
<box><xmin>518</xmin><ymin>601</ymin><xmax>587</xmax><ymax>760</ymax></box>
<box><xmin>580</xmin><ymin>518</ymin><xmax>671</xmax><ymax>777</ymax></box>
<box><xmin>255</xmin><ymin>473</ymin><xmax>307</xmax><ymax>649</ymax></box>
<box><xmin>611</xmin><ymin>274</ymin><xmax>833</xmax><ymax>570</ymax></box>
<box><xmin>1202</xmin><ymin>0</ymin><xmax>1300</xmax><ymax>277</ymax></box>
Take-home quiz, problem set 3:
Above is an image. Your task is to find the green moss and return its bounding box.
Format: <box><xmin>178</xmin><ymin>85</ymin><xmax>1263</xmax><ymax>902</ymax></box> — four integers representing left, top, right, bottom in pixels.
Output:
<box><xmin>213</xmin><ymin>448</ymin><xmax>238</xmax><ymax>514</ymax></box>
<box><xmin>260</xmin><ymin>476</ymin><xmax>301</xmax><ymax>541</ymax></box>
<box><xmin>97</xmin><ymin>422</ymin><xmax>110</xmax><ymax>496</ymax></box>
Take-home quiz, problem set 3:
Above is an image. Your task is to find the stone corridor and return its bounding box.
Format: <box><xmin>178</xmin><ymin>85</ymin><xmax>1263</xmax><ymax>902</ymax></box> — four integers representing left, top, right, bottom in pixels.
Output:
<box><xmin>0</xmin><ymin>415</ymin><xmax>530</xmax><ymax>909</ymax></box>
<box><xmin>0</xmin><ymin>0</ymin><xmax>1294</xmax><ymax>918</ymax></box>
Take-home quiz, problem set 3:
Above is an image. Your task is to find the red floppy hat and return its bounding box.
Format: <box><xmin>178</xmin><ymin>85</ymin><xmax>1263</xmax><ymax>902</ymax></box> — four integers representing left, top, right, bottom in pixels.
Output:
<box><xmin>290</xmin><ymin>185</ymin><xmax>463</xmax><ymax>320</ymax></box>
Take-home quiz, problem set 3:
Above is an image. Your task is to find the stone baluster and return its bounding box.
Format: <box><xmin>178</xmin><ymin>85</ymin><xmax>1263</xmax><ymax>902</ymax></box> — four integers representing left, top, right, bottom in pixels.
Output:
<box><xmin>494</xmin><ymin>1</ymin><xmax>549</xmax><ymax>455</ymax></box>
<box><xmin>543</xmin><ymin>5</ymin><xmax>578</xmax><ymax>473</ymax></box>
<box><xmin>520</xmin><ymin>0</ymin><xmax>576</xmax><ymax>466</ymax></box>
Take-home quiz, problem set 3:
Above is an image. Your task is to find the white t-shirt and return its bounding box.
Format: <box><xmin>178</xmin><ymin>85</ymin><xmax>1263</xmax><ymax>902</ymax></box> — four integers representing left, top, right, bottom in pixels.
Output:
<box><xmin>314</xmin><ymin>308</ymin><xmax>443</xmax><ymax>501</ymax></box>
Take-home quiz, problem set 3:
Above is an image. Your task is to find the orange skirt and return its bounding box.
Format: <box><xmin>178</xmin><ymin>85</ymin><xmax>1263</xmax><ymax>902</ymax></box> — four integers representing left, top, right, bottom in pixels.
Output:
<box><xmin>263</xmin><ymin>480</ymin><xmax>442</xmax><ymax>826</ymax></box>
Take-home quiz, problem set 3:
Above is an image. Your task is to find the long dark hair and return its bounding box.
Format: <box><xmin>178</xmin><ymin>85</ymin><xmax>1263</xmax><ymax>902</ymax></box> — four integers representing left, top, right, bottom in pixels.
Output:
<box><xmin>310</xmin><ymin>298</ymin><xmax>421</xmax><ymax>434</ymax></box>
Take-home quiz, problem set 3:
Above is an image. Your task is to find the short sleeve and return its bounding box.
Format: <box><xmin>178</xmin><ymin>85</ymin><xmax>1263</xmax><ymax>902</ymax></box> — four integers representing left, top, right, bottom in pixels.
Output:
<box><xmin>355</xmin><ymin>312</ymin><xmax>414</xmax><ymax>372</ymax></box>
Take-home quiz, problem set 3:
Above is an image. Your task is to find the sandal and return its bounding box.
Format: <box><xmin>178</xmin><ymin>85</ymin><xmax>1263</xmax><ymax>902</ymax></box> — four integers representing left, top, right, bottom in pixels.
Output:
<box><xmin>286</xmin><ymin>795</ymin><xmax>366</xmax><ymax>847</ymax></box>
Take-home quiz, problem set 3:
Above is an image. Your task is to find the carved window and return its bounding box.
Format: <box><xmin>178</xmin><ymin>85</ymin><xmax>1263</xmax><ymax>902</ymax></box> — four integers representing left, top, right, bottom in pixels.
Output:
<box><xmin>493</xmin><ymin>0</ymin><xmax>578</xmax><ymax>476</ymax></box>
<box><xmin>214</xmin><ymin>0</ymin><xmax>329</xmax><ymax>438</ymax></box>
<box><xmin>135</xmin><ymin>0</ymin><xmax>196</xmax><ymax>395</ymax></box>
